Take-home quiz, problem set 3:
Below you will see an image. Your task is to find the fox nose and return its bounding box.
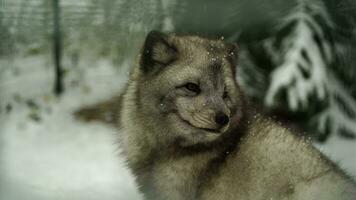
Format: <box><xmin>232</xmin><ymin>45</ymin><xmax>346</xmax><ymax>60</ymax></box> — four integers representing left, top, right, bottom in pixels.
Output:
<box><xmin>215</xmin><ymin>112</ymin><xmax>229</xmax><ymax>126</ymax></box>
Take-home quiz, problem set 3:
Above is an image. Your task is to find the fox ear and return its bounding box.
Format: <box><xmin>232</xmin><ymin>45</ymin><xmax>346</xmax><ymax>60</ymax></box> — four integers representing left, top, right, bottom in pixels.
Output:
<box><xmin>140</xmin><ymin>31</ymin><xmax>178</xmax><ymax>73</ymax></box>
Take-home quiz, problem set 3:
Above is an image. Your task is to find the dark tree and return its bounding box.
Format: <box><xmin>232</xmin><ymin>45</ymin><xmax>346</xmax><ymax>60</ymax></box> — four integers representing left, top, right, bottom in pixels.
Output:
<box><xmin>53</xmin><ymin>0</ymin><xmax>64</xmax><ymax>95</ymax></box>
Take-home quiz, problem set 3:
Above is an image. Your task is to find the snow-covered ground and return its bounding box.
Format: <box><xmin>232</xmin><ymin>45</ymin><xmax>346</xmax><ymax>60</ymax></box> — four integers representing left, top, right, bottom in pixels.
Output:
<box><xmin>0</xmin><ymin>55</ymin><xmax>141</xmax><ymax>200</ymax></box>
<box><xmin>0</xmin><ymin>55</ymin><xmax>355</xmax><ymax>200</ymax></box>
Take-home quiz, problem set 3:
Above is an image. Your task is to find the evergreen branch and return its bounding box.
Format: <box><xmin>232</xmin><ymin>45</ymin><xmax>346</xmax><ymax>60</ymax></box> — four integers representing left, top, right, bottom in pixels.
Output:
<box><xmin>314</xmin><ymin>74</ymin><xmax>356</xmax><ymax>138</ymax></box>
<box><xmin>264</xmin><ymin>0</ymin><xmax>333</xmax><ymax>111</ymax></box>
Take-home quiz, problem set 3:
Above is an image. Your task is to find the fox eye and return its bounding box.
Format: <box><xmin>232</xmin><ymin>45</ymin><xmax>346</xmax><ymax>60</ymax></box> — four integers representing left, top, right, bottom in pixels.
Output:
<box><xmin>184</xmin><ymin>82</ymin><xmax>201</xmax><ymax>94</ymax></box>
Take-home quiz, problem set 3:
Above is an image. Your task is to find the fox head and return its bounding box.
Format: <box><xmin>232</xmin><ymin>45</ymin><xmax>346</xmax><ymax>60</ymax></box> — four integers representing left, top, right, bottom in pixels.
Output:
<box><xmin>129</xmin><ymin>31</ymin><xmax>243</xmax><ymax>147</ymax></box>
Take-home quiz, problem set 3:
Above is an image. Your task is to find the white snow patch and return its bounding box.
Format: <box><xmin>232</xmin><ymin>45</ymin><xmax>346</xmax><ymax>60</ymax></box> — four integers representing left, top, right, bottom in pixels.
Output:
<box><xmin>314</xmin><ymin>135</ymin><xmax>356</xmax><ymax>179</ymax></box>
<box><xmin>0</xmin><ymin>55</ymin><xmax>142</xmax><ymax>200</ymax></box>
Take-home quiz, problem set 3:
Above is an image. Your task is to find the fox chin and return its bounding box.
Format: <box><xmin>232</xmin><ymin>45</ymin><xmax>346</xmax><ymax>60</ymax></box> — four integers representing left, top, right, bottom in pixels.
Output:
<box><xmin>118</xmin><ymin>30</ymin><xmax>356</xmax><ymax>200</ymax></box>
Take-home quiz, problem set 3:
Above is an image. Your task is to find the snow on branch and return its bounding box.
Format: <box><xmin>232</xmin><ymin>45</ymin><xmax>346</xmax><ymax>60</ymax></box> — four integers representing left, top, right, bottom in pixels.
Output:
<box><xmin>314</xmin><ymin>74</ymin><xmax>356</xmax><ymax>138</ymax></box>
<box><xmin>264</xmin><ymin>0</ymin><xmax>333</xmax><ymax>111</ymax></box>
<box><xmin>263</xmin><ymin>0</ymin><xmax>356</xmax><ymax>138</ymax></box>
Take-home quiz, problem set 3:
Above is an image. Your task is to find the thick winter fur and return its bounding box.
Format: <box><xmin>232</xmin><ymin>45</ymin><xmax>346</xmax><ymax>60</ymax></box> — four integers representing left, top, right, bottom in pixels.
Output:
<box><xmin>119</xmin><ymin>31</ymin><xmax>356</xmax><ymax>200</ymax></box>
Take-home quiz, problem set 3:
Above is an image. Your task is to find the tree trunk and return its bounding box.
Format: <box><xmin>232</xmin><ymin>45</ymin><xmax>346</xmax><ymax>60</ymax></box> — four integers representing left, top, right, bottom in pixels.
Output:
<box><xmin>53</xmin><ymin>0</ymin><xmax>63</xmax><ymax>95</ymax></box>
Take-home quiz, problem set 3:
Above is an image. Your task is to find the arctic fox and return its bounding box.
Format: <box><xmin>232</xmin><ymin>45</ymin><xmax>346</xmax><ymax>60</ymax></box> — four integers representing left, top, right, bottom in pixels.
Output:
<box><xmin>119</xmin><ymin>31</ymin><xmax>356</xmax><ymax>200</ymax></box>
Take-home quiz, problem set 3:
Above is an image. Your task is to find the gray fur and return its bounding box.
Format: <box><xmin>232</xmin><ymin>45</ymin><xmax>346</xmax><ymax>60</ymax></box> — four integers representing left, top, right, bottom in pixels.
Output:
<box><xmin>119</xmin><ymin>31</ymin><xmax>356</xmax><ymax>200</ymax></box>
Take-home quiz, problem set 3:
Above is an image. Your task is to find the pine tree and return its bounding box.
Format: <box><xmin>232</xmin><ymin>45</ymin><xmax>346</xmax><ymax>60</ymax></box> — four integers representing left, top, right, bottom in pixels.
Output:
<box><xmin>240</xmin><ymin>0</ymin><xmax>356</xmax><ymax>141</ymax></box>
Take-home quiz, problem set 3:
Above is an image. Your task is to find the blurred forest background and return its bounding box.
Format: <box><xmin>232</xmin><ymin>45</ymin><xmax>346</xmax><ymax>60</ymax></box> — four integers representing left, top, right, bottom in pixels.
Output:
<box><xmin>1</xmin><ymin>0</ymin><xmax>356</xmax><ymax>141</ymax></box>
<box><xmin>1</xmin><ymin>0</ymin><xmax>356</xmax><ymax>199</ymax></box>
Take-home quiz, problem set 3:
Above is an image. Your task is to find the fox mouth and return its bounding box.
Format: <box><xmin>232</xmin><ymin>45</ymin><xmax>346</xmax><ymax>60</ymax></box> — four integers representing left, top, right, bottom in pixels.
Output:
<box><xmin>177</xmin><ymin>114</ymin><xmax>221</xmax><ymax>134</ymax></box>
